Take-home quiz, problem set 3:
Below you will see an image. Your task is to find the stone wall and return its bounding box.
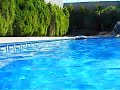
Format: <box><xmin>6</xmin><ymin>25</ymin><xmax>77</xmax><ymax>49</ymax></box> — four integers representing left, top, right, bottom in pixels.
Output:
<box><xmin>44</xmin><ymin>0</ymin><xmax>63</xmax><ymax>7</ymax></box>
<box><xmin>64</xmin><ymin>1</ymin><xmax>120</xmax><ymax>10</ymax></box>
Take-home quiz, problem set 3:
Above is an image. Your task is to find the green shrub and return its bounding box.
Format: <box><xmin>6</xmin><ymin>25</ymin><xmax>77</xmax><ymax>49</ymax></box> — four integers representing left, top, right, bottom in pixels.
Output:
<box><xmin>67</xmin><ymin>4</ymin><xmax>75</xmax><ymax>26</ymax></box>
<box><xmin>13</xmin><ymin>0</ymin><xmax>37</xmax><ymax>36</ymax></box>
<box><xmin>63</xmin><ymin>7</ymin><xmax>70</xmax><ymax>35</ymax></box>
<box><xmin>47</xmin><ymin>4</ymin><xmax>69</xmax><ymax>36</ymax></box>
<box><xmin>0</xmin><ymin>0</ymin><xmax>15</xmax><ymax>36</ymax></box>
<box><xmin>0</xmin><ymin>0</ymin><xmax>69</xmax><ymax>37</ymax></box>
<box><xmin>36</xmin><ymin>1</ymin><xmax>51</xmax><ymax>36</ymax></box>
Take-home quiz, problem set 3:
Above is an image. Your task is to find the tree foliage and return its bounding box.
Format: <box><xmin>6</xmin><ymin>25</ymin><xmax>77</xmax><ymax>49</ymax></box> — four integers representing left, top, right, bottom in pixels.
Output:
<box><xmin>67</xmin><ymin>4</ymin><xmax>120</xmax><ymax>33</ymax></box>
<box><xmin>0</xmin><ymin>0</ymin><xmax>69</xmax><ymax>36</ymax></box>
<box><xmin>94</xmin><ymin>5</ymin><xmax>119</xmax><ymax>31</ymax></box>
<box><xmin>0</xmin><ymin>0</ymin><xmax>15</xmax><ymax>36</ymax></box>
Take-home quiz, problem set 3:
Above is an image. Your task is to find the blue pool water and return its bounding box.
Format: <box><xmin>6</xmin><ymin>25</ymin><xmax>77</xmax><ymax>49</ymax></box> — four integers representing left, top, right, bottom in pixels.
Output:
<box><xmin>0</xmin><ymin>38</ymin><xmax>120</xmax><ymax>90</ymax></box>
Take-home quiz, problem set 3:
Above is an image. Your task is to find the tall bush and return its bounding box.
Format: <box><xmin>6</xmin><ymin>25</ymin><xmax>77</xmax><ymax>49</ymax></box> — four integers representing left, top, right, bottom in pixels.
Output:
<box><xmin>36</xmin><ymin>1</ymin><xmax>51</xmax><ymax>36</ymax></box>
<box><xmin>47</xmin><ymin>3</ymin><xmax>56</xmax><ymax>36</ymax></box>
<box><xmin>47</xmin><ymin>4</ymin><xmax>69</xmax><ymax>36</ymax></box>
<box><xmin>0</xmin><ymin>0</ymin><xmax>15</xmax><ymax>36</ymax></box>
<box><xmin>63</xmin><ymin>7</ymin><xmax>70</xmax><ymax>35</ymax></box>
<box><xmin>13</xmin><ymin>0</ymin><xmax>38</xmax><ymax>36</ymax></box>
<box><xmin>0</xmin><ymin>0</ymin><xmax>69</xmax><ymax>37</ymax></box>
<box><xmin>67</xmin><ymin>4</ymin><xmax>76</xmax><ymax>27</ymax></box>
<box><xmin>79</xmin><ymin>5</ymin><xmax>89</xmax><ymax>28</ymax></box>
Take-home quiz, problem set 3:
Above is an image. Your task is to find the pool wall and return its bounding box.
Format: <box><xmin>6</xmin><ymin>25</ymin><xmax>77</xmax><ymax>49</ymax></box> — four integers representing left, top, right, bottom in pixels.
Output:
<box><xmin>0</xmin><ymin>37</ymin><xmax>74</xmax><ymax>44</ymax></box>
<box><xmin>0</xmin><ymin>37</ymin><xmax>74</xmax><ymax>53</ymax></box>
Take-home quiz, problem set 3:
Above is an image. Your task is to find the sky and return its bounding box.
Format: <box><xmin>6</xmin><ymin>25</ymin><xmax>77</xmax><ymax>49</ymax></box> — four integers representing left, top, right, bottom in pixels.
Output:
<box><xmin>64</xmin><ymin>0</ymin><xmax>120</xmax><ymax>3</ymax></box>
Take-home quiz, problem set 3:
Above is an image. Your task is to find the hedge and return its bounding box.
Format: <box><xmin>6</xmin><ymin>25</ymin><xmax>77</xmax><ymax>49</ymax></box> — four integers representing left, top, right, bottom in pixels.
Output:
<box><xmin>0</xmin><ymin>0</ymin><xmax>15</xmax><ymax>36</ymax></box>
<box><xmin>0</xmin><ymin>0</ymin><xmax>69</xmax><ymax>36</ymax></box>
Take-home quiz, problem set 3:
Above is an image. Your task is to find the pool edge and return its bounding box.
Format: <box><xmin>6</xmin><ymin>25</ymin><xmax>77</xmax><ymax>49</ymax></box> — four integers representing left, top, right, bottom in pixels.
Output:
<box><xmin>0</xmin><ymin>37</ymin><xmax>75</xmax><ymax>44</ymax></box>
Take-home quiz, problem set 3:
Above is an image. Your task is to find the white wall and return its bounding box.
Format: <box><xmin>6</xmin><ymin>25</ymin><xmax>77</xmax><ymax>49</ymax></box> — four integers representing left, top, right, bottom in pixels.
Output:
<box><xmin>44</xmin><ymin>0</ymin><xmax>63</xmax><ymax>7</ymax></box>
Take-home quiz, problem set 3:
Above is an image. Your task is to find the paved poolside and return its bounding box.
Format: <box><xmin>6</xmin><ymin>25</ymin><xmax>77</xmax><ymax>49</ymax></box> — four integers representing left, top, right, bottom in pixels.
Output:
<box><xmin>0</xmin><ymin>37</ymin><xmax>74</xmax><ymax>44</ymax></box>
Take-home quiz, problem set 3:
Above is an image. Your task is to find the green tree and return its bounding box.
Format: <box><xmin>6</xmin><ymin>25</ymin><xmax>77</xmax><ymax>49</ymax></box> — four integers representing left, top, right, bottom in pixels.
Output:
<box><xmin>79</xmin><ymin>5</ymin><xmax>89</xmax><ymax>28</ymax></box>
<box><xmin>0</xmin><ymin>0</ymin><xmax>70</xmax><ymax>37</ymax></box>
<box><xmin>67</xmin><ymin>4</ymin><xmax>76</xmax><ymax>27</ymax></box>
<box><xmin>13</xmin><ymin>0</ymin><xmax>37</xmax><ymax>36</ymax></box>
<box><xmin>0</xmin><ymin>0</ymin><xmax>15</xmax><ymax>36</ymax></box>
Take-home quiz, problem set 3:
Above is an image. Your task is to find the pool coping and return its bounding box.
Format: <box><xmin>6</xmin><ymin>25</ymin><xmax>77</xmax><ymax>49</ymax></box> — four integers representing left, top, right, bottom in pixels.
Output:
<box><xmin>0</xmin><ymin>37</ymin><xmax>75</xmax><ymax>44</ymax></box>
<box><xmin>0</xmin><ymin>35</ymin><xmax>118</xmax><ymax>44</ymax></box>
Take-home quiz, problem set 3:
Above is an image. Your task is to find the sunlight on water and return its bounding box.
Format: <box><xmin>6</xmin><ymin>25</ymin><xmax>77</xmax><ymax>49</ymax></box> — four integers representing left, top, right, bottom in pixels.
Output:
<box><xmin>0</xmin><ymin>38</ymin><xmax>120</xmax><ymax>90</ymax></box>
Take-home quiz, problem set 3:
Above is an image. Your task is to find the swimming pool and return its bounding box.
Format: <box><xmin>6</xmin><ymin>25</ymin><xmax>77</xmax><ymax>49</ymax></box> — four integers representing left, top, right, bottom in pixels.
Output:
<box><xmin>0</xmin><ymin>38</ymin><xmax>120</xmax><ymax>90</ymax></box>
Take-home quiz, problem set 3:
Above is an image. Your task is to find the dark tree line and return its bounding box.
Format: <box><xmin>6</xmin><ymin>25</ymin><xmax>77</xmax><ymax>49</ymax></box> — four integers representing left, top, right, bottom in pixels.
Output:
<box><xmin>67</xmin><ymin>4</ymin><xmax>120</xmax><ymax>35</ymax></box>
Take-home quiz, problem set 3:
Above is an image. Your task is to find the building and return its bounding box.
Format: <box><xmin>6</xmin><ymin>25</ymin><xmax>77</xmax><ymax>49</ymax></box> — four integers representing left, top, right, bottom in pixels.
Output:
<box><xmin>64</xmin><ymin>1</ymin><xmax>120</xmax><ymax>10</ymax></box>
<box><xmin>44</xmin><ymin>0</ymin><xmax>63</xmax><ymax>7</ymax></box>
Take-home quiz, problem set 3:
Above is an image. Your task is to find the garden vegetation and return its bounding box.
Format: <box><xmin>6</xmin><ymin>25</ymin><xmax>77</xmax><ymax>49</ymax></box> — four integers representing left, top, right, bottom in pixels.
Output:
<box><xmin>0</xmin><ymin>0</ymin><xmax>69</xmax><ymax>36</ymax></box>
<box><xmin>67</xmin><ymin>4</ymin><xmax>120</xmax><ymax>35</ymax></box>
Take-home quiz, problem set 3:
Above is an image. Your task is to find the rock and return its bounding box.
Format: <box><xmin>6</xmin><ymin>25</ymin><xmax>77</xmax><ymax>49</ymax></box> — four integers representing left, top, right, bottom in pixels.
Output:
<box><xmin>116</xmin><ymin>34</ymin><xmax>120</xmax><ymax>37</ymax></box>
<box><xmin>99</xmin><ymin>31</ymin><xmax>108</xmax><ymax>35</ymax></box>
<box><xmin>75</xmin><ymin>35</ymin><xmax>87</xmax><ymax>40</ymax></box>
<box><xmin>112</xmin><ymin>21</ymin><xmax>120</xmax><ymax>36</ymax></box>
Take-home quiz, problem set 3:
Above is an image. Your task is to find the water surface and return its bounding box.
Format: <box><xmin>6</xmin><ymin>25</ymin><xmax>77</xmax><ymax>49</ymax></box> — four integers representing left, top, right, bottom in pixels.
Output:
<box><xmin>0</xmin><ymin>38</ymin><xmax>120</xmax><ymax>90</ymax></box>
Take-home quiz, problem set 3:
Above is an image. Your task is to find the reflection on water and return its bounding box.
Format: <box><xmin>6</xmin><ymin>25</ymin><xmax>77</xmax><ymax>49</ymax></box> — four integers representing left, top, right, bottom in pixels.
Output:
<box><xmin>0</xmin><ymin>38</ymin><xmax>120</xmax><ymax>89</ymax></box>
